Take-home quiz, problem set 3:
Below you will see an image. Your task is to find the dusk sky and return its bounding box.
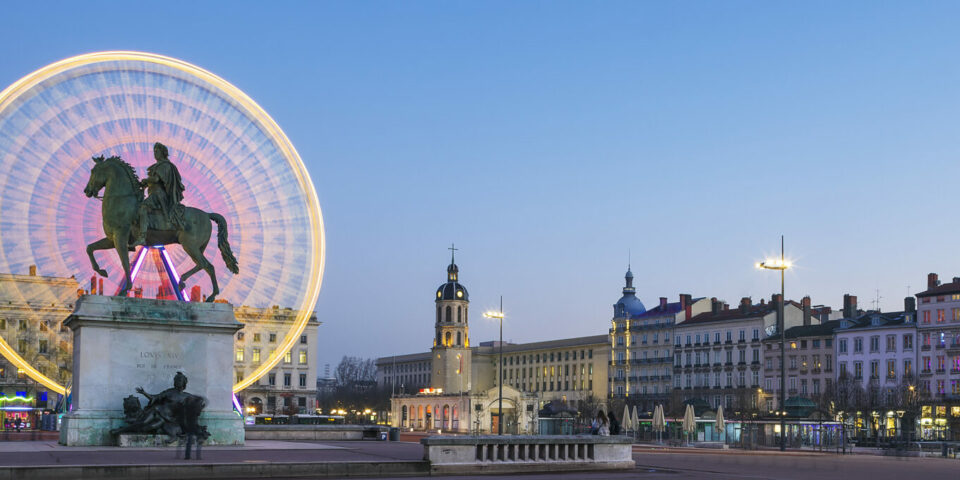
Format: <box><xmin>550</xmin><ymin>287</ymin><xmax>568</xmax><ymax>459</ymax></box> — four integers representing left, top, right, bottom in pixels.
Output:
<box><xmin>2</xmin><ymin>2</ymin><xmax>959</xmax><ymax>374</ymax></box>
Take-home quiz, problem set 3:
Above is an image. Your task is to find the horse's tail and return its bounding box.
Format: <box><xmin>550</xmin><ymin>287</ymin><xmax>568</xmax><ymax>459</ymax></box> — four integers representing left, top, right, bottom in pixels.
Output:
<box><xmin>209</xmin><ymin>213</ymin><xmax>239</xmax><ymax>274</ymax></box>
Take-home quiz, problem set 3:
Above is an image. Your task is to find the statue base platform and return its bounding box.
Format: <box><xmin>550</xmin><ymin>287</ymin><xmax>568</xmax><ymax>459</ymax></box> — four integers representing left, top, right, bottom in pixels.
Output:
<box><xmin>59</xmin><ymin>296</ymin><xmax>244</xmax><ymax>446</ymax></box>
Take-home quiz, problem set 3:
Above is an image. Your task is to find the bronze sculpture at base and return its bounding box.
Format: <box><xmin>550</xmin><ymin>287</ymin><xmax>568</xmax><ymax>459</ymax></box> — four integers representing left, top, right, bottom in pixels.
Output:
<box><xmin>110</xmin><ymin>371</ymin><xmax>209</xmax><ymax>444</ymax></box>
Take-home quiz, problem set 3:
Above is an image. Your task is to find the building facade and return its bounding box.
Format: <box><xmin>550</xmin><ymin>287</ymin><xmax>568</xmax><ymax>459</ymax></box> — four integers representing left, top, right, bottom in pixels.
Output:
<box><xmin>233</xmin><ymin>305</ymin><xmax>320</xmax><ymax>415</ymax></box>
<box><xmin>608</xmin><ymin>266</ymin><xmax>711</xmax><ymax>410</ymax></box>
<box><xmin>381</xmin><ymin>254</ymin><xmax>608</xmax><ymax>434</ymax></box>
<box><xmin>673</xmin><ymin>296</ymin><xmax>811</xmax><ymax>411</ymax></box>
<box><xmin>0</xmin><ymin>267</ymin><xmax>81</xmax><ymax>429</ymax></box>
<box><xmin>914</xmin><ymin>273</ymin><xmax>960</xmax><ymax>439</ymax></box>
<box><xmin>761</xmin><ymin>315</ymin><xmax>839</xmax><ymax>414</ymax></box>
<box><xmin>915</xmin><ymin>273</ymin><xmax>960</xmax><ymax>399</ymax></box>
<box><xmin>833</xmin><ymin>296</ymin><xmax>917</xmax><ymax>439</ymax></box>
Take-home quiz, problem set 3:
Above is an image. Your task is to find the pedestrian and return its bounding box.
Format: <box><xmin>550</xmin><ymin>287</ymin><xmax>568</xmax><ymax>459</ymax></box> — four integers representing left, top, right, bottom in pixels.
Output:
<box><xmin>594</xmin><ymin>410</ymin><xmax>610</xmax><ymax>436</ymax></box>
<box><xmin>14</xmin><ymin>417</ymin><xmax>22</xmax><ymax>433</ymax></box>
<box><xmin>608</xmin><ymin>411</ymin><xmax>620</xmax><ymax>436</ymax></box>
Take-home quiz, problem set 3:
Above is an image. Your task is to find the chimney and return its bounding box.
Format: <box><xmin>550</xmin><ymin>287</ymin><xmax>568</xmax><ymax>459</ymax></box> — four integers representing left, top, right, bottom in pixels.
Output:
<box><xmin>843</xmin><ymin>294</ymin><xmax>857</xmax><ymax>319</ymax></box>
<box><xmin>739</xmin><ymin>297</ymin><xmax>751</xmax><ymax>313</ymax></box>
<box><xmin>904</xmin><ymin>297</ymin><xmax>916</xmax><ymax>314</ymax></box>
<box><xmin>99</xmin><ymin>278</ymin><xmax>104</xmax><ymax>296</ymax></box>
<box><xmin>953</xmin><ymin>277</ymin><xmax>960</xmax><ymax>285</ymax></box>
<box><xmin>90</xmin><ymin>275</ymin><xmax>97</xmax><ymax>295</ymax></box>
<box><xmin>772</xmin><ymin>293</ymin><xmax>783</xmax><ymax>306</ymax></box>
<box><xmin>660</xmin><ymin>297</ymin><xmax>668</xmax><ymax>310</ymax></box>
<box><xmin>190</xmin><ymin>285</ymin><xmax>202</xmax><ymax>302</ymax></box>
<box><xmin>802</xmin><ymin>296</ymin><xmax>812</xmax><ymax>326</ymax></box>
<box><xmin>723</xmin><ymin>302</ymin><xmax>729</xmax><ymax>311</ymax></box>
<box><xmin>680</xmin><ymin>294</ymin><xmax>692</xmax><ymax>320</ymax></box>
<box><xmin>928</xmin><ymin>273</ymin><xmax>939</xmax><ymax>289</ymax></box>
<box><xmin>760</xmin><ymin>298</ymin><xmax>766</xmax><ymax>305</ymax></box>
<box><xmin>28</xmin><ymin>265</ymin><xmax>36</xmax><ymax>276</ymax></box>
<box><xmin>710</xmin><ymin>297</ymin><xmax>721</xmax><ymax>314</ymax></box>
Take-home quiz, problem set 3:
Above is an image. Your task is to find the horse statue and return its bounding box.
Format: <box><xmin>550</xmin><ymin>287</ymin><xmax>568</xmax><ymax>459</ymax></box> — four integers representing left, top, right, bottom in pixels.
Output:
<box><xmin>83</xmin><ymin>155</ymin><xmax>238</xmax><ymax>302</ymax></box>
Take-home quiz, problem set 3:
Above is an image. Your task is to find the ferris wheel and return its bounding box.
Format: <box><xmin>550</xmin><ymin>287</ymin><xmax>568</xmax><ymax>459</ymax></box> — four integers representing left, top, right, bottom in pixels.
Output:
<box><xmin>0</xmin><ymin>51</ymin><xmax>325</xmax><ymax>394</ymax></box>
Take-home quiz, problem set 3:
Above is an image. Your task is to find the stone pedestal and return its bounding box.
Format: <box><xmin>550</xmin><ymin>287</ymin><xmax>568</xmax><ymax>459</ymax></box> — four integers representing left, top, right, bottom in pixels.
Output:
<box><xmin>59</xmin><ymin>295</ymin><xmax>244</xmax><ymax>446</ymax></box>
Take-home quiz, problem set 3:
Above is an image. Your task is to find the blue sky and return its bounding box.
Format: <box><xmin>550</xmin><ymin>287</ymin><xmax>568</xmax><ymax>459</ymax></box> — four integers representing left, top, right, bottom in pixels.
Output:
<box><xmin>2</xmin><ymin>2</ymin><xmax>959</xmax><ymax>373</ymax></box>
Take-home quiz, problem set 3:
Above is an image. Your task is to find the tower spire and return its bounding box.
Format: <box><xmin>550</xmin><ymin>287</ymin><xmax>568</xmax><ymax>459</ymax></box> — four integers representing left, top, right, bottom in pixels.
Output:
<box><xmin>449</xmin><ymin>243</ymin><xmax>458</xmax><ymax>265</ymax></box>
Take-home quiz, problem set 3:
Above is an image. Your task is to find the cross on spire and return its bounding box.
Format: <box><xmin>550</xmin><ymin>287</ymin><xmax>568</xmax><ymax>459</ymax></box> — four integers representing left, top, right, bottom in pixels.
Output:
<box><xmin>449</xmin><ymin>243</ymin><xmax>458</xmax><ymax>264</ymax></box>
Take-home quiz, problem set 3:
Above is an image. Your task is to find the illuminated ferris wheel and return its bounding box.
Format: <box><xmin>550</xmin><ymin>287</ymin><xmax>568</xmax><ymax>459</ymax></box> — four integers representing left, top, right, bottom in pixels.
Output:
<box><xmin>0</xmin><ymin>51</ymin><xmax>325</xmax><ymax>394</ymax></box>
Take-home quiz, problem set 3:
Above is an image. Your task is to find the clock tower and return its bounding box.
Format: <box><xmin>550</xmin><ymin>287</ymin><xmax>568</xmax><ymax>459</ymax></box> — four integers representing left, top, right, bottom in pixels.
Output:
<box><xmin>431</xmin><ymin>245</ymin><xmax>471</xmax><ymax>393</ymax></box>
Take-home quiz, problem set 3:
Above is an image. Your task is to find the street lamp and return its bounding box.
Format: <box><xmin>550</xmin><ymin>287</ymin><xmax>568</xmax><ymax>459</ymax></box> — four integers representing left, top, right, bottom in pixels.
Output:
<box><xmin>756</xmin><ymin>235</ymin><xmax>790</xmax><ymax>452</ymax></box>
<box><xmin>484</xmin><ymin>296</ymin><xmax>505</xmax><ymax>435</ymax></box>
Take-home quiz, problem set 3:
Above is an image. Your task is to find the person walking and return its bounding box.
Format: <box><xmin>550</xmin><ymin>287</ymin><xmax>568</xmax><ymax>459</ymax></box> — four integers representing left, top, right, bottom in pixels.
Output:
<box><xmin>608</xmin><ymin>411</ymin><xmax>620</xmax><ymax>436</ymax></box>
<box><xmin>595</xmin><ymin>411</ymin><xmax>610</xmax><ymax>436</ymax></box>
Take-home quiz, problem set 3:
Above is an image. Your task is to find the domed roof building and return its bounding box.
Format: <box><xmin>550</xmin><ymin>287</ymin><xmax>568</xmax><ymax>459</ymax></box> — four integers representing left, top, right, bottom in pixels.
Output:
<box><xmin>613</xmin><ymin>267</ymin><xmax>646</xmax><ymax>318</ymax></box>
<box><xmin>436</xmin><ymin>261</ymin><xmax>468</xmax><ymax>301</ymax></box>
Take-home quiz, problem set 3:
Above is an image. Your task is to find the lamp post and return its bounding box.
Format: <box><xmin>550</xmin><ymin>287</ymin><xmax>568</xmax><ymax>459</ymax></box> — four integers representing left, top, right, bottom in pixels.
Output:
<box><xmin>484</xmin><ymin>297</ymin><xmax>505</xmax><ymax>435</ymax></box>
<box><xmin>756</xmin><ymin>235</ymin><xmax>790</xmax><ymax>452</ymax></box>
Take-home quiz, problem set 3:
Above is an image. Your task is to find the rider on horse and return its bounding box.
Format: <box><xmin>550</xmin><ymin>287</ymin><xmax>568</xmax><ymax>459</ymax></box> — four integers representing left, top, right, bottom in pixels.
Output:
<box><xmin>133</xmin><ymin>142</ymin><xmax>186</xmax><ymax>246</ymax></box>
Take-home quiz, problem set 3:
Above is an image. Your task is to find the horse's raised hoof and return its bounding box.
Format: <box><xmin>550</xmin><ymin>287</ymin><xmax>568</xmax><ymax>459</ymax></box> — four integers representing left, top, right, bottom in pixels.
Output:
<box><xmin>178</xmin><ymin>281</ymin><xmax>187</xmax><ymax>292</ymax></box>
<box><xmin>204</xmin><ymin>295</ymin><xmax>217</xmax><ymax>303</ymax></box>
<box><xmin>94</xmin><ymin>268</ymin><xmax>108</xmax><ymax>278</ymax></box>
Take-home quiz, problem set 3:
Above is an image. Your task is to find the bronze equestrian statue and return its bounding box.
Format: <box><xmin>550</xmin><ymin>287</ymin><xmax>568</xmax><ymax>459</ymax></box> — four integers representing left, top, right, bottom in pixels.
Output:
<box><xmin>83</xmin><ymin>143</ymin><xmax>239</xmax><ymax>301</ymax></box>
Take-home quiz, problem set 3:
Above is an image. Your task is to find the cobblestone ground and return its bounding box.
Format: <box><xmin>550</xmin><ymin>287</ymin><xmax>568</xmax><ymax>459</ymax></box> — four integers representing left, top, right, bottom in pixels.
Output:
<box><xmin>311</xmin><ymin>448</ymin><xmax>960</xmax><ymax>480</ymax></box>
<box><xmin>1</xmin><ymin>439</ymin><xmax>956</xmax><ymax>479</ymax></box>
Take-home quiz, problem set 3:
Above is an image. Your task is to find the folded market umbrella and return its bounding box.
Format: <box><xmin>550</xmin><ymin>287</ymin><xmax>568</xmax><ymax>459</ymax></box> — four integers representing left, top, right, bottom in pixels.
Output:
<box><xmin>715</xmin><ymin>405</ymin><xmax>726</xmax><ymax>439</ymax></box>
<box><xmin>631</xmin><ymin>405</ymin><xmax>640</xmax><ymax>431</ymax></box>
<box><xmin>653</xmin><ymin>404</ymin><xmax>665</xmax><ymax>433</ymax></box>
<box><xmin>682</xmin><ymin>404</ymin><xmax>696</xmax><ymax>435</ymax></box>
<box><xmin>623</xmin><ymin>404</ymin><xmax>632</xmax><ymax>433</ymax></box>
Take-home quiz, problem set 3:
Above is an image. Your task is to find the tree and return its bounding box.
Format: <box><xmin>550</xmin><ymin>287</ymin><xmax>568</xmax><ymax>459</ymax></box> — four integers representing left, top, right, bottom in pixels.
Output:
<box><xmin>316</xmin><ymin>356</ymin><xmax>390</xmax><ymax>424</ymax></box>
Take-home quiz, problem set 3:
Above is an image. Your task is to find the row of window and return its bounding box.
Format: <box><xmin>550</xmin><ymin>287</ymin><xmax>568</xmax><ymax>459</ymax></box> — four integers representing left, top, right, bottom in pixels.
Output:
<box><xmin>0</xmin><ymin>319</ymin><xmax>68</xmax><ymax>333</ymax></box>
<box><xmin>236</xmin><ymin>332</ymin><xmax>309</xmax><ymax>344</ymax></box>
<box><xmin>382</xmin><ymin>362</ymin><xmax>430</xmax><ymax>374</ymax></box>
<box><xmin>505</xmin><ymin>349</ymin><xmax>593</xmax><ymax>366</ymax></box>
<box><xmin>437</xmin><ymin>305</ymin><xmax>467</xmax><ymax>324</ymax></box>
<box><xmin>387</xmin><ymin>373</ymin><xmax>428</xmax><ymax>387</ymax></box>
<box><xmin>237</xmin><ymin>371</ymin><xmax>309</xmax><ymax>388</ymax></box>
<box><xmin>764</xmin><ymin>354</ymin><xmax>833</xmax><ymax>371</ymax></box>
<box><xmin>0</xmin><ymin>366</ymin><xmax>27</xmax><ymax>380</ymax></box>
<box><xmin>613</xmin><ymin>367</ymin><xmax>671</xmax><ymax>378</ymax></box>
<box><xmin>615</xmin><ymin>349</ymin><xmax>670</xmax><ymax>362</ymax></box>
<box><xmin>505</xmin><ymin>364</ymin><xmax>593</xmax><ymax>380</ymax></box>
<box><xmin>919</xmin><ymin>294</ymin><xmax>960</xmax><ymax>305</ymax></box>
<box><xmin>675</xmin><ymin>349</ymin><xmax>760</xmax><ymax>366</ymax></box>
<box><xmin>676</xmin><ymin>329</ymin><xmax>760</xmax><ymax>346</ymax></box>
<box><xmin>763</xmin><ymin>377</ymin><xmax>832</xmax><ymax>396</ymax></box>
<box><xmin>235</xmin><ymin>347</ymin><xmax>308</xmax><ymax>365</ymax></box>
<box><xmin>838</xmin><ymin>358</ymin><xmax>912</xmax><ymax>379</ymax></box>
<box><xmin>613</xmin><ymin>384</ymin><xmax>668</xmax><ymax>396</ymax></box>
<box><xmin>676</xmin><ymin>371</ymin><xmax>759</xmax><ymax>388</ymax></box>
<box><xmin>920</xmin><ymin>307</ymin><xmax>960</xmax><ymax>324</ymax></box>
<box><xmin>263</xmin><ymin>395</ymin><xmax>309</xmax><ymax>408</ymax></box>
<box><xmin>918</xmin><ymin>354</ymin><xmax>960</xmax><ymax>373</ymax></box>
<box><xmin>919</xmin><ymin>331</ymin><xmax>960</xmax><ymax>348</ymax></box>
<box><xmin>612</xmin><ymin>316</ymin><xmax>670</xmax><ymax>330</ymax></box>
<box><xmin>615</xmin><ymin>332</ymin><xmax>668</xmax><ymax>346</ymax></box>
<box><xmin>838</xmin><ymin>334</ymin><xmax>913</xmax><ymax>354</ymax></box>
<box><xmin>15</xmin><ymin>338</ymin><xmax>64</xmax><ymax>354</ymax></box>
<box><xmin>777</xmin><ymin>338</ymin><xmax>832</xmax><ymax>350</ymax></box>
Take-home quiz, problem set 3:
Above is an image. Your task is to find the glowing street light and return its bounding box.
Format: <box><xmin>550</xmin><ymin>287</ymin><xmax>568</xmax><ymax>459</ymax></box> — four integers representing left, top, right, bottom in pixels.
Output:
<box><xmin>756</xmin><ymin>235</ymin><xmax>790</xmax><ymax>452</ymax></box>
<box><xmin>483</xmin><ymin>296</ymin><xmax>505</xmax><ymax>435</ymax></box>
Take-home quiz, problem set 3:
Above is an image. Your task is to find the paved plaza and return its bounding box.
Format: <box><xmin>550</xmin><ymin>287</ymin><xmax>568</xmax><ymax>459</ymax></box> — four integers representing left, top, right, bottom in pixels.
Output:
<box><xmin>1</xmin><ymin>439</ymin><xmax>957</xmax><ymax>479</ymax></box>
